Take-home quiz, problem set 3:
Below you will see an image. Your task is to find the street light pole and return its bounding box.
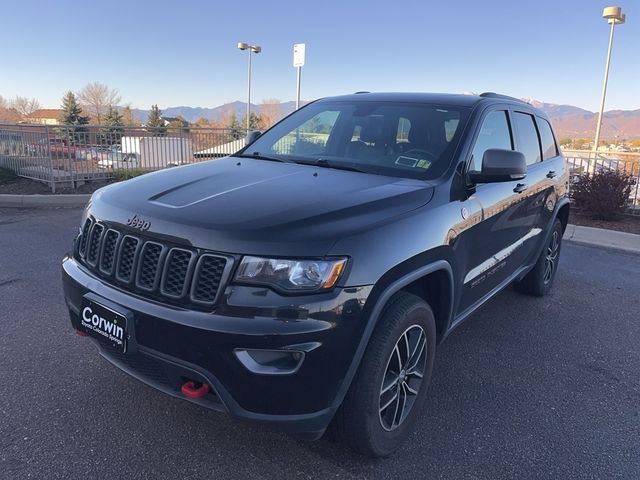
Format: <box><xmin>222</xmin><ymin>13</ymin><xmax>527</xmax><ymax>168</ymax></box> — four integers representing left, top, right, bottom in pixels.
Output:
<box><xmin>593</xmin><ymin>6</ymin><xmax>625</xmax><ymax>155</ymax></box>
<box><xmin>237</xmin><ymin>42</ymin><xmax>261</xmax><ymax>133</ymax></box>
<box><xmin>246</xmin><ymin>49</ymin><xmax>252</xmax><ymax>131</ymax></box>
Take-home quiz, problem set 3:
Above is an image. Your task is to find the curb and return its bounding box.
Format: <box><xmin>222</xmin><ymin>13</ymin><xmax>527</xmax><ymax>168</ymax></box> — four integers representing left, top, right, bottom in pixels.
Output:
<box><xmin>564</xmin><ymin>224</ymin><xmax>640</xmax><ymax>254</ymax></box>
<box><xmin>0</xmin><ymin>194</ymin><xmax>90</xmax><ymax>208</ymax></box>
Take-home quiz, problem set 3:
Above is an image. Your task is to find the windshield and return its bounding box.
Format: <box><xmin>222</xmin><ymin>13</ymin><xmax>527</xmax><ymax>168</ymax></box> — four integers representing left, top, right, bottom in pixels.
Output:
<box><xmin>243</xmin><ymin>100</ymin><xmax>469</xmax><ymax>179</ymax></box>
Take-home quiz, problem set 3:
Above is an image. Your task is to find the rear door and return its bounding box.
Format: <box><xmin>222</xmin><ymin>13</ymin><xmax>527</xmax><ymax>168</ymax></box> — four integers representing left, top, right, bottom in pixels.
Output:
<box><xmin>532</xmin><ymin>116</ymin><xmax>567</xmax><ymax>233</ymax></box>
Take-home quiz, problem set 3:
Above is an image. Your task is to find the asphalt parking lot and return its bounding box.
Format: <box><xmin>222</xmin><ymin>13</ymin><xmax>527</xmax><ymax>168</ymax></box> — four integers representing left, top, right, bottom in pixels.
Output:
<box><xmin>1</xmin><ymin>207</ymin><xmax>639</xmax><ymax>480</ymax></box>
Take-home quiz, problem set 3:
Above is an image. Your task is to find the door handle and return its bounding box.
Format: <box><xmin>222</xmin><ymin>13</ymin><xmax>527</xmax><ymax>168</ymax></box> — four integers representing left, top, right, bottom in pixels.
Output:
<box><xmin>513</xmin><ymin>183</ymin><xmax>528</xmax><ymax>194</ymax></box>
<box><xmin>546</xmin><ymin>170</ymin><xmax>557</xmax><ymax>179</ymax></box>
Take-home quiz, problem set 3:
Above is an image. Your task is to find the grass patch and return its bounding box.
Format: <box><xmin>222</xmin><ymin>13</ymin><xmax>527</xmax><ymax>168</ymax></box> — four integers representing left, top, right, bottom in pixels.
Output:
<box><xmin>0</xmin><ymin>168</ymin><xmax>18</xmax><ymax>185</ymax></box>
<box><xmin>112</xmin><ymin>168</ymin><xmax>149</xmax><ymax>182</ymax></box>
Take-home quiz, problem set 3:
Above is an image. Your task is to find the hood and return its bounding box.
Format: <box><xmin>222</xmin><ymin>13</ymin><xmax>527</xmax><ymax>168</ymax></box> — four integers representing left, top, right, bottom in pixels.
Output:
<box><xmin>90</xmin><ymin>157</ymin><xmax>434</xmax><ymax>257</ymax></box>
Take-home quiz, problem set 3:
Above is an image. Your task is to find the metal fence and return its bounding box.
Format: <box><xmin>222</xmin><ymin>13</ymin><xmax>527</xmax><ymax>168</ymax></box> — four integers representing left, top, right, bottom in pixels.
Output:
<box><xmin>0</xmin><ymin>123</ymin><xmax>241</xmax><ymax>192</ymax></box>
<box><xmin>562</xmin><ymin>149</ymin><xmax>640</xmax><ymax>207</ymax></box>
<box><xmin>1</xmin><ymin>123</ymin><xmax>640</xmax><ymax>205</ymax></box>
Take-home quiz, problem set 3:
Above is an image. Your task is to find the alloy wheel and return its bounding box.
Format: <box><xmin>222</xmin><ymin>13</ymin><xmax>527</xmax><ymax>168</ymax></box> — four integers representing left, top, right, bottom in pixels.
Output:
<box><xmin>378</xmin><ymin>325</ymin><xmax>427</xmax><ymax>431</ymax></box>
<box><xmin>544</xmin><ymin>229</ymin><xmax>560</xmax><ymax>284</ymax></box>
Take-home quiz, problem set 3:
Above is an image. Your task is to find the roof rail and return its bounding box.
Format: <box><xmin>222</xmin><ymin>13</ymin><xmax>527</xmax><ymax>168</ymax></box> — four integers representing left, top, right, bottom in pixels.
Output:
<box><xmin>479</xmin><ymin>92</ymin><xmax>527</xmax><ymax>103</ymax></box>
<box><xmin>354</xmin><ymin>91</ymin><xmax>370</xmax><ymax>94</ymax></box>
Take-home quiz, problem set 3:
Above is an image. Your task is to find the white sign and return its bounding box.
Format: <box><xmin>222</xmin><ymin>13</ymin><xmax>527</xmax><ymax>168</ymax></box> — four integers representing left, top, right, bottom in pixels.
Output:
<box><xmin>293</xmin><ymin>43</ymin><xmax>305</xmax><ymax>67</ymax></box>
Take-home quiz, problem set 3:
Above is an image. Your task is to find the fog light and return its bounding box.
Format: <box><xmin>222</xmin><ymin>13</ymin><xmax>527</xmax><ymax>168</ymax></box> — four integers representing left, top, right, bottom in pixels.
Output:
<box><xmin>234</xmin><ymin>348</ymin><xmax>305</xmax><ymax>375</ymax></box>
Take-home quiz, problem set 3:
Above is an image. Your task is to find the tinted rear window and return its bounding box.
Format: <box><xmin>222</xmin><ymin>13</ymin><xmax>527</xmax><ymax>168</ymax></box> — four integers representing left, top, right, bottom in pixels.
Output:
<box><xmin>537</xmin><ymin>117</ymin><xmax>558</xmax><ymax>160</ymax></box>
<box><xmin>512</xmin><ymin>112</ymin><xmax>541</xmax><ymax>165</ymax></box>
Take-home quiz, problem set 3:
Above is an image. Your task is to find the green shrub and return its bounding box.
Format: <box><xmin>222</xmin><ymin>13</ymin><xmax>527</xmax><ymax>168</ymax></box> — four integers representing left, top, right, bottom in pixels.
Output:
<box><xmin>570</xmin><ymin>169</ymin><xmax>632</xmax><ymax>220</ymax></box>
<box><xmin>113</xmin><ymin>168</ymin><xmax>148</xmax><ymax>182</ymax></box>
<box><xmin>0</xmin><ymin>167</ymin><xmax>18</xmax><ymax>184</ymax></box>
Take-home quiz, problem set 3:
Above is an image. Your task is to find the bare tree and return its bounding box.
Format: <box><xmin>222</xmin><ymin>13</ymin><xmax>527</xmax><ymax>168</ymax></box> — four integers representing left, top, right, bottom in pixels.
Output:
<box><xmin>77</xmin><ymin>82</ymin><xmax>121</xmax><ymax>124</ymax></box>
<box><xmin>259</xmin><ymin>98</ymin><xmax>281</xmax><ymax>128</ymax></box>
<box><xmin>12</xmin><ymin>96</ymin><xmax>41</xmax><ymax>117</ymax></box>
<box><xmin>0</xmin><ymin>95</ymin><xmax>21</xmax><ymax>122</ymax></box>
<box><xmin>120</xmin><ymin>104</ymin><xmax>137</xmax><ymax>126</ymax></box>
<box><xmin>214</xmin><ymin>103</ymin><xmax>236</xmax><ymax>128</ymax></box>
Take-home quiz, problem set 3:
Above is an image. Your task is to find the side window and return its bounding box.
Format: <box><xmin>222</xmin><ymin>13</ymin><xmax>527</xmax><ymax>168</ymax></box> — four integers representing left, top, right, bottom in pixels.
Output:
<box><xmin>512</xmin><ymin>112</ymin><xmax>542</xmax><ymax>165</ymax></box>
<box><xmin>471</xmin><ymin>111</ymin><xmax>512</xmax><ymax>171</ymax></box>
<box><xmin>537</xmin><ymin>117</ymin><xmax>558</xmax><ymax>160</ymax></box>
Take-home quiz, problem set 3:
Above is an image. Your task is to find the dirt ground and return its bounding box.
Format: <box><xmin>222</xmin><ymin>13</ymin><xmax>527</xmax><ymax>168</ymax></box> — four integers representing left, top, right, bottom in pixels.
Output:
<box><xmin>569</xmin><ymin>209</ymin><xmax>640</xmax><ymax>235</ymax></box>
<box><xmin>0</xmin><ymin>175</ymin><xmax>113</xmax><ymax>195</ymax></box>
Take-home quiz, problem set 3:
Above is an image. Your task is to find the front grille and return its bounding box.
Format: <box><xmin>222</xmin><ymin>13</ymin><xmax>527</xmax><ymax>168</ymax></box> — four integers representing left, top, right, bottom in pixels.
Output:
<box><xmin>136</xmin><ymin>242</ymin><xmax>164</xmax><ymax>290</ymax></box>
<box><xmin>100</xmin><ymin>229</ymin><xmax>120</xmax><ymax>274</ymax></box>
<box><xmin>86</xmin><ymin>223</ymin><xmax>104</xmax><ymax>265</ymax></box>
<box><xmin>76</xmin><ymin>217</ymin><xmax>230</xmax><ymax>309</ymax></box>
<box><xmin>192</xmin><ymin>254</ymin><xmax>227</xmax><ymax>303</ymax></box>
<box><xmin>116</xmin><ymin>236</ymin><xmax>140</xmax><ymax>283</ymax></box>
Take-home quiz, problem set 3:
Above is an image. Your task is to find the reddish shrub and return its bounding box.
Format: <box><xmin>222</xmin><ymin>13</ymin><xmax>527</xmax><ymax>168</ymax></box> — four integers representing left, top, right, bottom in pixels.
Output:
<box><xmin>570</xmin><ymin>169</ymin><xmax>632</xmax><ymax>220</ymax></box>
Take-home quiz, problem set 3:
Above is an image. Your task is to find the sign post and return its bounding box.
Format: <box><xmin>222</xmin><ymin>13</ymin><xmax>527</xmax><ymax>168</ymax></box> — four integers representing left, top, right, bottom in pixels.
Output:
<box><xmin>293</xmin><ymin>43</ymin><xmax>305</xmax><ymax>110</ymax></box>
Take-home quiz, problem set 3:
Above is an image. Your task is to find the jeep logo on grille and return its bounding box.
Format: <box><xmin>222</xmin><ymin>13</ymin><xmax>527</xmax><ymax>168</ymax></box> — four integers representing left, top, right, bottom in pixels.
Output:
<box><xmin>127</xmin><ymin>214</ymin><xmax>151</xmax><ymax>231</ymax></box>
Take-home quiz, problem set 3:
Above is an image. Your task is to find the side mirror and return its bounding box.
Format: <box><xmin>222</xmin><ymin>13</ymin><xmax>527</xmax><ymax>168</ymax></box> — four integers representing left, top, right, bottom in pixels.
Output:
<box><xmin>468</xmin><ymin>148</ymin><xmax>527</xmax><ymax>184</ymax></box>
<box><xmin>244</xmin><ymin>130</ymin><xmax>262</xmax><ymax>146</ymax></box>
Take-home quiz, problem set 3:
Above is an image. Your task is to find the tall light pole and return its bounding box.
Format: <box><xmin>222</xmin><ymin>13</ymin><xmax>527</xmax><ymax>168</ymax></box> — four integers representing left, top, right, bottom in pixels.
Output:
<box><xmin>237</xmin><ymin>42</ymin><xmax>261</xmax><ymax>132</ymax></box>
<box><xmin>593</xmin><ymin>6</ymin><xmax>625</xmax><ymax>154</ymax></box>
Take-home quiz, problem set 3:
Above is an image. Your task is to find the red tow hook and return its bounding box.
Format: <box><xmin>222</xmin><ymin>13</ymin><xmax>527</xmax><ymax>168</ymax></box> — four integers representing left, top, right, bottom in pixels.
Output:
<box><xmin>181</xmin><ymin>381</ymin><xmax>210</xmax><ymax>399</ymax></box>
<box><xmin>75</xmin><ymin>329</ymin><xmax>88</xmax><ymax>337</ymax></box>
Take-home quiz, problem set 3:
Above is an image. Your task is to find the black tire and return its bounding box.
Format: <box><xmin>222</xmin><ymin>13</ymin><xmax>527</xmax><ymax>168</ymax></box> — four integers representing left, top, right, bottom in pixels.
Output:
<box><xmin>515</xmin><ymin>219</ymin><xmax>563</xmax><ymax>297</ymax></box>
<box><xmin>332</xmin><ymin>292</ymin><xmax>436</xmax><ymax>457</ymax></box>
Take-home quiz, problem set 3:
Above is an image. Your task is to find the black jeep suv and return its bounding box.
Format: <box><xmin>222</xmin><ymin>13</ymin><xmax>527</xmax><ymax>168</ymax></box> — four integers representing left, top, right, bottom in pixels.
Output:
<box><xmin>62</xmin><ymin>92</ymin><xmax>569</xmax><ymax>456</ymax></box>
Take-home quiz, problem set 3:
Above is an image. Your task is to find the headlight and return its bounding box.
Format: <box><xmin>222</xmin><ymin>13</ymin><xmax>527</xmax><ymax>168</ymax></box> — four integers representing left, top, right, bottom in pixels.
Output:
<box><xmin>234</xmin><ymin>256</ymin><xmax>348</xmax><ymax>292</ymax></box>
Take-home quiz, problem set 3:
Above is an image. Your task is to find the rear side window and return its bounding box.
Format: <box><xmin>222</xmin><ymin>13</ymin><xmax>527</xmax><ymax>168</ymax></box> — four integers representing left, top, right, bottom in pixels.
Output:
<box><xmin>471</xmin><ymin>110</ymin><xmax>512</xmax><ymax>171</ymax></box>
<box><xmin>537</xmin><ymin>117</ymin><xmax>558</xmax><ymax>160</ymax></box>
<box><xmin>512</xmin><ymin>112</ymin><xmax>541</xmax><ymax>165</ymax></box>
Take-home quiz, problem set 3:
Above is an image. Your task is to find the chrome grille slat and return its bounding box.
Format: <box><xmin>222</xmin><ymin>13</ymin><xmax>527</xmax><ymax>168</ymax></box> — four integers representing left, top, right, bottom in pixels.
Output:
<box><xmin>75</xmin><ymin>218</ymin><xmax>229</xmax><ymax>310</ymax></box>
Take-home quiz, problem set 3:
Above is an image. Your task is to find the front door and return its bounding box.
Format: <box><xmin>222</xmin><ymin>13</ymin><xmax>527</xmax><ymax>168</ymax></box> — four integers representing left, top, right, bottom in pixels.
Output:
<box><xmin>455</xmin><ymin>109</ymin><xmax>543</xmax><ymax>315</ymax></box>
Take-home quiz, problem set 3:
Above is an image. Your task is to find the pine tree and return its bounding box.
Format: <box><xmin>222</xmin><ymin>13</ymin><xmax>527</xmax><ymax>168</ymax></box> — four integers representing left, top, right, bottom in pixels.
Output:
<box><xmin>228</xmin><ymin>114</ymin><xmax>243</xmax><ymax>140</ymax></box>
<box><xmin>240</xmin><ymin>111</ymin><xmax>262</xmax><ymax>131</ymax></box>
<box><xmin>146</xmin><ymin>104</ymin><xmax>166</xmax><ymax>136</ymax></box>
<box><xmin>58</xmin><ymin>91</ymin><xmax>89</xmax><ymax>144</ymax></box>
<box><xmin>59</xmin><ymin>91</ymin><xmax>89</xmax><ymax>126</ymax></box>
<box><xmin>101</xmin><ymin>106</ymin><xmax>124</xmax><ymax>146</ymax></box>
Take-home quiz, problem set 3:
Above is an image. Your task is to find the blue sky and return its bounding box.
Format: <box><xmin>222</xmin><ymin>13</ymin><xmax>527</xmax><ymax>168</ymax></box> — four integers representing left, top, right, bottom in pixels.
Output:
<box><xmin>1</xmin><ymin>0</ymin><xmax>638</xmax><ymax>111</ymax></box>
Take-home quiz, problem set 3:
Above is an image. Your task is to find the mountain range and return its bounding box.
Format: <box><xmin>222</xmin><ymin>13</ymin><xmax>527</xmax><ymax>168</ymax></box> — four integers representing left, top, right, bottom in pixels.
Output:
<box><xmin>132</xmin><ymin>99</ymin><xmax>640</xmax><ymax>140</ymax></box>
<box><xmin>131</xmin><ymin>101</ymin><xmax>300</xmax><ymax>125</ymax></box>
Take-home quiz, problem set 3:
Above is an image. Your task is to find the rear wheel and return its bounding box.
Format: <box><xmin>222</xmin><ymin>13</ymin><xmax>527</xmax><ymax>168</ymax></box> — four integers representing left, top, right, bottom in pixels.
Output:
<box><xmin>515</xmin><ymin>219</ymin><xmax>563</xmax><ymax>296</ymax></box>
<box><xmin>333</xmin><ymin>292</ymin><xmax>436</xmax><ymax>457</ymax></box>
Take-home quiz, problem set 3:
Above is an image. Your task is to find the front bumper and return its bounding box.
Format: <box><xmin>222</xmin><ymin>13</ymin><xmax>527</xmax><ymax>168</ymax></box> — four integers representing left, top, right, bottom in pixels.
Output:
<box><xmin>62</xmin><ymin>255</ymin><xmax>372</xmax><ymax>436</ymax></box>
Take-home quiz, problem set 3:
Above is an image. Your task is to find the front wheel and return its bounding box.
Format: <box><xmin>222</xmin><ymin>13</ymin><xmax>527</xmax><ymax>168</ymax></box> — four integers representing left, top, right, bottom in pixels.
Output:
<box><xmin>332</xmin><ymin>292</ymin><xmax>436</xmax><ymax>457</ymax></box>
<box><xmin>515</xmin><ymin>218</ymin><xmax>563</xmax><ymax>296</ymax></box>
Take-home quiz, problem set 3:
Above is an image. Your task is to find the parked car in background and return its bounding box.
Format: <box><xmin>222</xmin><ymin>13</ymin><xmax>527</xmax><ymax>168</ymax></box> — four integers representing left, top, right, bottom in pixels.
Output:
<box><xmin>37</xmin><ymin>138</ymin><xmax>86</xmax><ymax>160</ymax></box>
<box><xmin>97</xmin><ymin>146</ymin><xmax>140</xmax><ymax>170</ymax></box>
<box><xmin>62</xmin><ymin>92</ymin><xmax>570</xmax><ymax>457</ymax></box>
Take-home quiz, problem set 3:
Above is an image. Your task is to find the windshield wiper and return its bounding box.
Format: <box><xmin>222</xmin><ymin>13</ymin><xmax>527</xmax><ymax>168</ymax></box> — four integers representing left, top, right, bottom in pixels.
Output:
<box><xmin>237</xmin><ymin>152</ymin><xmax>293</xmax><ymax>163</ymax></box>
<box><xmin>309</xmin><ymin>158</ymin><xmax>367</xmax><ymax>173</ymax></box>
